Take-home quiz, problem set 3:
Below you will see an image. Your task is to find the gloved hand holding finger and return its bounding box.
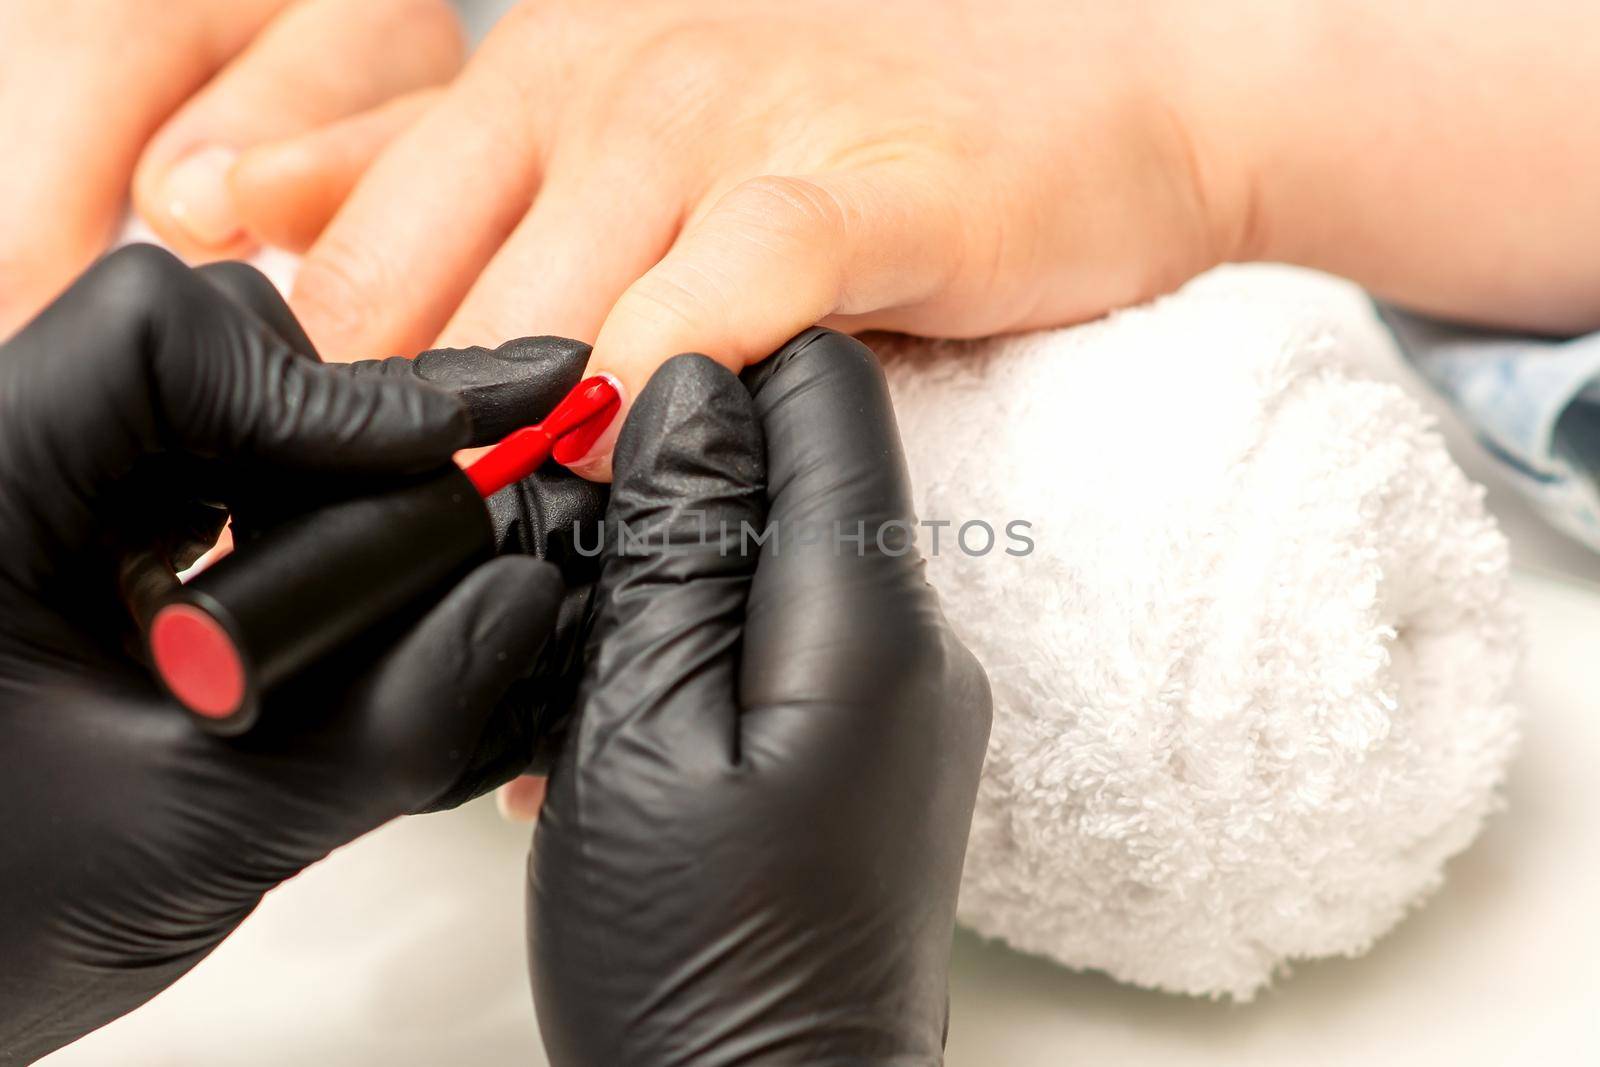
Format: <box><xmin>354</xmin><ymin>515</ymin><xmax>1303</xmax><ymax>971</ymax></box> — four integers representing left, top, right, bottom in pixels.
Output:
<box><xmin>530</xmin><ymin>329</ymin><xmax>991</xmax><ymax>1067</ymax></box>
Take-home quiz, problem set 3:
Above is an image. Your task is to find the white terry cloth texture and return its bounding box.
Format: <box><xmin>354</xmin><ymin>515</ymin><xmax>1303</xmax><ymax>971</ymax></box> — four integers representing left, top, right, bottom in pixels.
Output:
<box><xmin>876</xmin><ymin>264</ymin><xmax>1521</xmax><ymax>1000</ymax></box>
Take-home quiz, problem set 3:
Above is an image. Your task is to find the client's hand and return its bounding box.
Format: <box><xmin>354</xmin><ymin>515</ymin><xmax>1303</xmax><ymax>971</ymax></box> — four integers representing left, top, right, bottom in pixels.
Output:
<box><xmin>0</xmin><ymin>245</ymin><xmax>560</xmax><ymax>1064</ymax></box>
<box><xmin>286</xmin><ymin>0</ymin><xmax>1233</xmax><ymax>478</ymax></box>
<box><xmin>530</xmin><ymin>329</ymin><xmax>992</xmax><ymax>1065</ymax></box>
<box><xmin>0</xmin><ymin>0</ymin><xmax>463</xmax><ymax>338</ymax></box>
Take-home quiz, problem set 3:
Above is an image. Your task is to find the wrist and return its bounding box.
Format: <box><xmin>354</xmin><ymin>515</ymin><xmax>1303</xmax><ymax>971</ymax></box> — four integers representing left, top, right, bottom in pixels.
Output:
<box><xmin>1154</xmin><ymin>0</ymin><xmax>1319</xmax><ymax>267</ymax></box>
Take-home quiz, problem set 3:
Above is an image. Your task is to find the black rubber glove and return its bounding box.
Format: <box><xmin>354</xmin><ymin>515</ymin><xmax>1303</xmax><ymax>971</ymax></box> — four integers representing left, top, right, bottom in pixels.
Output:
<box><xmin>0</xmin><ymin>246</ymin><xmax>564</xmax><ymax>1064</ymax></box>
<box><xmin>344</xmin><ymin>339</ymin><xmax>610</xmax><ymax>788</ymax></box>
<box><xmin>529</xmin><ymin>329</ymin><xmax>993</xmax><ymax>1066</ymax></box>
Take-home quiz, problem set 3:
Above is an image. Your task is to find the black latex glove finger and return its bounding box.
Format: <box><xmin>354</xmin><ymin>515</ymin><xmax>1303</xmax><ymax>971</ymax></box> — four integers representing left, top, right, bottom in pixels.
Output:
<box><xmin>352</xmin><ymin>555</ymin><xmax>564</xmax><ymax>811</ymax></box>
<box><xmin>575</xmin><ymin>354</ymin><xmax>765</xmax><ymax>779</ymax></box>
<box><xmin>413</xmin><ymin>339</ymin><xmax>610</xmax><ymax>573</ymax></box>
<box><xmin>347</xmin><ymin>336</ymin><xmax>592</xmax><ymax>445</ymax></box>
<box><xmin>342</xmin><ymin>338</ymin><xmax>609</xmax><ymax>560</ymax></box>
<box><xmin>741</xmin><ymin>328</ymin><xmax>987</xmax><ymax>749</ymax></box>
<box><xmin>113</xmin><ymin>263</ymin><xmax>311</xmax><ymax>594</ymax></box>
<box><xmin>116</xmin><ymin>257</ymin><xmax>313</xmax><ymax>615</ymax></box>
<box><xmin>740</xmin><ymin>326</ymin><xmax>921</xmax><ymax>707</ymax></box>
<box><xmin>0</xmin><ymin>245</ymin><xmax>466</xmax><ymax>589</ymax></box>
<box><xmin>193</xmin><ymin>261</ymin><xmax>320</xmax><ymax>360</ymax></box>
<box><xmin>361</xmin><ymin>546</ymin><xmax>568</xmax><ymax>812</ymax></box>
<box><xmin>337</xmin><ymin>339</ymin><xmax>612</xmax><ymax>784</ymax></box>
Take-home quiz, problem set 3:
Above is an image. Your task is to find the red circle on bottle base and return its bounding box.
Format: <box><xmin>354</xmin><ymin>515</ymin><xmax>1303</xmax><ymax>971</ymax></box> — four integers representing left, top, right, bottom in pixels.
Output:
<box><xmin>149</xmin><ymin>603</ymin><xmax>246</xmax><ymax>719</ymax></box>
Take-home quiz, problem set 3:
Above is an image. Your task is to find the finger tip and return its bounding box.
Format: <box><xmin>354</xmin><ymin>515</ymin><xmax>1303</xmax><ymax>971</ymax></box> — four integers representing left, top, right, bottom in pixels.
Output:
<box><xmin>495</xmin><ymin>776</ymin><xmax>547</xmax><ymax>823</ymax></box>
<box><xmin>141</xmin><ymin>145</ymin><xmax>251</xmax><ymax>254</ymax></box>
<box><xmin>562</xmin><ymin>453</ymin><xmax>616</xmax><ymax>483</ymax></box>
<box><xmin>553</xmin><ymin>370</ymin><xmax>628</xmax><ymax>481</ymax></box>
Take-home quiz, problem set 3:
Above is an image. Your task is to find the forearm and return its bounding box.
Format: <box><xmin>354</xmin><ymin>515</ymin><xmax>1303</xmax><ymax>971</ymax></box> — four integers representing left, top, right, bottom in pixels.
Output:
<box><xmin>1174</xmin><ymin>0</ymin><xmax>1600</xmax><ymax>334</ymax></box>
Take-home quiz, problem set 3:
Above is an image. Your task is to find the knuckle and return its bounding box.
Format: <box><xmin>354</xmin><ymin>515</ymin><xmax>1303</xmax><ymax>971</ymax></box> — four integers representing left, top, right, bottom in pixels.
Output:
<box><xmin>720</xmin><ymin>175</ymin><xmax>849</xmax><ymax>245</ymax></box>
<box><xmin>616</xmin><ymin>266</ymin><xmax>726</xmax><ymax>341</ymax></box>
<box><xmin>491</xmin><ymin>0</ymin><xmax>599</xmax><ymax>76</ymax></box>
<box><xmin>614</xmin><ymin>22</ymin><xmax>740</xmax><ymax>105</ymax></box>
<box><xmin>565</xmin><ymin>22</ymin><xmax>740</xmax><ymax>151</ymax></box>
<box><xmin>375</xmin><ymin>0</ymin><xmax>467</xmax><ymax>68</ymax></box>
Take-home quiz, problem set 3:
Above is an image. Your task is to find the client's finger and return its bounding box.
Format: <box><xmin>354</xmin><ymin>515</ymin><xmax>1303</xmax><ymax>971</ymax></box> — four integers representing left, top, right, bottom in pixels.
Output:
<box><xmin>495</xmin><ymin>775</ymin><xmax>547</xmax><ymax>823</ymax></box>
<box><xmin>0</xmin><ymin>3</ymin><xmax>285</xmax><ymax>338</ymax></box>
<box><xmin>291</xmin><ymin>15</ymin><xmax>559</xmax><ymax>361</ymax></box>
<box><xmin>568</xmin><ymin>167</ymin><xmax>962</xmax><ymax>480</ymax></box>
<box><xmin>231</xmin><ymin>90</ymin><xmax>442</xmax><ymax>254</ymax></box>
<box><xmin>437</xmin><ymin>148</ymin><xmax>685</xmax><ymax>350</ymax></box>
<box><xmin>133</xmin><ymin>0</ymin><xmax>464</xmax><ymax>260</ymax></box>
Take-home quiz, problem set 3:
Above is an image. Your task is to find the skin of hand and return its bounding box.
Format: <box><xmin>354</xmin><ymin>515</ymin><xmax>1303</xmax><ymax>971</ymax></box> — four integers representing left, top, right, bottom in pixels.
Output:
<box><xmin>285</xmin><ymin>0</ymin><xmax>1231</xmax><ymax>481</ymax></box>
<box><xmin>529</xmin><ymin>329</ymin><xmax>992</xmax><ymax>1065</ymax></box>
<box><xmin>0</xmin><ymin>0</ymin><xmax>463</xmax><ymax>340</ymax></box>
<box><xmin>267</xmin><ymin>0</ymin><xmax>1600</xmax><ymax>484</ymax></box>
<box><xmin>0</xmin><ymin>245</ymin><xmax>567</xmax><ymax>1063</ymax></box>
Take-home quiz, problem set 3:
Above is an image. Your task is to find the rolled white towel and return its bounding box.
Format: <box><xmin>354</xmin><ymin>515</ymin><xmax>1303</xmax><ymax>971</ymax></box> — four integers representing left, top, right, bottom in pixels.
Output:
<box><xmin>877</xmin><ymin>264</ymin><xmax>1521</xmax><ymax>1000</ymax></box>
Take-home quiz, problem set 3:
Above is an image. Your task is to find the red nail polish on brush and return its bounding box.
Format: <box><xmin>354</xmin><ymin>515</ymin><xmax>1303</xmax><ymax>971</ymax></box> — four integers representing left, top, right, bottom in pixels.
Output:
<box><xmin>147</xmin><ymin>375</ymin><xmax>621</xmax><ymax>735</ymax></box>
<box><xmin>464</xmin><ymin>374</ymin><xmax>622</xmax><ymax>495</ymax></box>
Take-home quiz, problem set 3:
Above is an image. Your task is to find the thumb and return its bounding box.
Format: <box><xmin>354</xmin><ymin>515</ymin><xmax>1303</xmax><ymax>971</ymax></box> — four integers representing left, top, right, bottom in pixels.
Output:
<box><xmin>567</xmin><ymin>167</ymin><xmax>958</xmax><ymax>480</ymax></box>
<box><xmin>344</xmin><ymin>336</ymin><xmax>595</xmax><ymax>446</ymax></box>
<box><xmin>576</xmin><ymin>353</ymin><xmax>765</xmax><ymax>781</ymax></box>
<box><xmin>130</xmin><ymin>245</ymin><xmax>468</xmax><ymax>472</ymax></box>
<box><xmin>2</xmin><ymin>245</ymin><xmax>467</xmax><ymax>563</ymax></box>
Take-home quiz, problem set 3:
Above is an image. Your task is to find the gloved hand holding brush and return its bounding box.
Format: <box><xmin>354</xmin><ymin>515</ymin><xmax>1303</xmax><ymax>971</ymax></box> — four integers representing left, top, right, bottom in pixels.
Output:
<box><xmin>0</xmin><ymin>245</ymin><xmax>569</xmax><ymax>1064</ymax></box>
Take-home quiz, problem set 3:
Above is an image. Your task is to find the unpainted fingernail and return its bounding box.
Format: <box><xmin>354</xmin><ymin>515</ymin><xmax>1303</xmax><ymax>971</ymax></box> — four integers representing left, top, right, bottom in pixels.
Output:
<box><xmin>161</xmin><ymin>146</ymin><xmax>244</xmax><ymax>248</ymax></box>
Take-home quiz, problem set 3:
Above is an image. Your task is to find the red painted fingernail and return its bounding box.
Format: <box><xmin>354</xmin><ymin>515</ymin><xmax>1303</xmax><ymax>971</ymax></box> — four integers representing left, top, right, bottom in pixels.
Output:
<box><xmin>464</xmin><ymin>375</ymin><xmax>621</xmax><ymax>495</ymax></box>
<box><xmin>551</xmin><ymin>377</ymin><xmax>622</xmax><ymax>466</ymax></box>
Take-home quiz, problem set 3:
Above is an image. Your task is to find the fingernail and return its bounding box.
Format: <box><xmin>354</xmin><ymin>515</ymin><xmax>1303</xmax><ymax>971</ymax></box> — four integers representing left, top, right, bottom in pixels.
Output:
<box><xmin>161</xmin><ymin>146</ymin><xmax>243</xmax><ymax>247</ymax></box>
<box><xmin>553</xmin><ymin>372</ymin><xmax>627</xmax><ymax>474</ymax></box>
<box><xmin>494</xmin><ymin>775</ymin><xmax>547</xmax><ymax>823</ymax></box>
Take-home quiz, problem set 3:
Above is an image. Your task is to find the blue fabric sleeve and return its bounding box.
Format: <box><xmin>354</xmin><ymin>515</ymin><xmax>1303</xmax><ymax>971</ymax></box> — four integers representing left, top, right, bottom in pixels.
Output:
<box><xmin>1381</xmin><ymin>306</ymin><xmax>1600</xmax><ymax>550</ymax></box>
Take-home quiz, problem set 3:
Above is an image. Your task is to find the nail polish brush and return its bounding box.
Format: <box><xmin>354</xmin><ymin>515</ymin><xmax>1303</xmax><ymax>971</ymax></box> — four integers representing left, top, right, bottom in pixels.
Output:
<box><xmin>146</xmin><ymin>375</ymin><xmax>620</xmax><ymax>735</ymax></box>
